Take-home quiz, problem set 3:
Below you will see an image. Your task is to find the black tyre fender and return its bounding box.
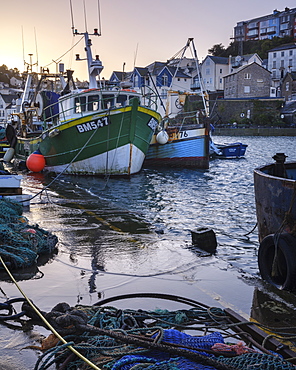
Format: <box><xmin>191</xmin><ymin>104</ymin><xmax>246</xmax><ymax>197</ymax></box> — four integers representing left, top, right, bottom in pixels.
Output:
<box><xmin>258</xmin><ymin>233</ymin><xmax>296</xmax><ymax>290</ymax></box>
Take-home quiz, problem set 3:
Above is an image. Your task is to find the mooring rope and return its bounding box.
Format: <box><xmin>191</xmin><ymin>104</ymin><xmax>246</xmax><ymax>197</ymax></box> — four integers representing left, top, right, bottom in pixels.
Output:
<box><xmin>20</xmin><ymin>125</ymin><xmax>99</xmax><ymax>204</ymax></box>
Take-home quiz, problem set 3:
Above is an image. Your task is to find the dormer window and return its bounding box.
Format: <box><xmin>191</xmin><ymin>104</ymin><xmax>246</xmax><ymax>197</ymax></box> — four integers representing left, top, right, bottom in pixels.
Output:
<box><xmin>162</xmin><ymin>74</ymin><xmax>168</xmax><ymax>86</ymax></box>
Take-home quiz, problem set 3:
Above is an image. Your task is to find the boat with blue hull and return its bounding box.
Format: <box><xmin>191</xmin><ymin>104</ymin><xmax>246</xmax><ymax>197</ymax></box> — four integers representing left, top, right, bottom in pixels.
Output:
<box><xmin>144</xmin><ymin>119</ymin><xmax>209</xmax><ymax>169</ymax></box>
<box><xmin>143</xmin><ymin>38</ymin><xmax>210</xmax><ymax>170</ymax></box>
<box><xmin>254</xmin><ymin>153</ymin><xmax>296</xmax><ymax>291</ymax></box>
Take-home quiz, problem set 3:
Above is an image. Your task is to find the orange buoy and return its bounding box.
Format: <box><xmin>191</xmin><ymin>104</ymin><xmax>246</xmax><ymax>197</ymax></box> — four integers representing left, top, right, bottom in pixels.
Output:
<box><xmin>26</xmin><ymin>150</ymin><xmax>46</xmax><ymax>172</ymax></box>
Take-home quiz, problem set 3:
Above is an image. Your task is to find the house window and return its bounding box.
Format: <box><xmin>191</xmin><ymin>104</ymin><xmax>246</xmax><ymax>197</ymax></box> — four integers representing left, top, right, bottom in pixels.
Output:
<box><xmin>162</xmin><ymin>74</ymin><xmax>168</xmax><ymax>86</ymax></box>
<box><xmin>161</xmin><ymin>88</ymin><xmax>167</xmax><ymax>99</ymax></box>
<box><xmin>289</xmin><ymin>59</ymin><xmax>293</xmax><ymax>66</ymax></box>
<box><xmin>244</xmin><ymin>73</ymin><xmax>251</xmax><ymax>79</ymax></box>
<box><xmin>244</xmin><ymin>86</ymin><xmax>250</xmax><ymax>93</ymax></box>
<box><xmin>272</xmin><ymin>61</ymin><xmax>276</xmax><ymax>68</ymax></box>
<box><xmin>220</xmin><ymin>69</ymin><xmax>222</xmax><ymax>73</ymax></box>
<box><xmin>286</xmin><ymin>82</ymin><xmax>290</xmax><ymax>91</ymax></box>
<box><xmin>281</xmin><ymin>51</ymin><xmax>285</xmax><ymax>57</ymax></box>
<box><xmin>289</xmin><ymin>50</ymin><xmax>293</xmax><ymax>56</ymax></box>
<box><xmin>273</xmin><ymin>52</ymin><xmax>276</xmax><ymax>58</ymax></box>
<box><xmin>206</xmin><ymin>68</ymin><xmax>210</xmax><ymax>75</ymax></box>
<box><xmin>281</xmin><ymin>60</ymin><xmax>285</xmax><ymax>67</ymax></box>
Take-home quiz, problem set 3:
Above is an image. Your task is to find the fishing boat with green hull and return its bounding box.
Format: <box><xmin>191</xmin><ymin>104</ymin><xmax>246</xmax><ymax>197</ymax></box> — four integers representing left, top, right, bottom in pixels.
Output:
<box><xmin>11</xmin><ymin>91</ymin><xmax>160</xmax><ymax>175</ymax></box>
<box><xmin>6</xmin><ymin>18</ymin><xmax>161</xmax><ymax>176</ymax></box>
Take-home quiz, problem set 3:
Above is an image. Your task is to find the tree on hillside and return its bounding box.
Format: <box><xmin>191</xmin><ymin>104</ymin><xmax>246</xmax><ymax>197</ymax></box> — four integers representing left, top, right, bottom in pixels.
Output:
<box><xmin>0</xmin><ymin>65</ymin><xmax>22</xmax><ymax>85</ymax></box>
<box><xmin>0</xmin><ymin>65</ymin><xmax>8</xmax><ymax>73</ymax></box>
<box><xmin>208</xmin><ymin>36</ymin><xmax>295</xmax><ymax>59</ymax></box>
<box><xmin>208</xmin><ymin>44</ymin><xmax>227</xmax><ymax>56</ymax></box>
<box><xmin>0</xmin><ymin>65</ymin><xmax>10</xmax><ymax>84</ymax></box>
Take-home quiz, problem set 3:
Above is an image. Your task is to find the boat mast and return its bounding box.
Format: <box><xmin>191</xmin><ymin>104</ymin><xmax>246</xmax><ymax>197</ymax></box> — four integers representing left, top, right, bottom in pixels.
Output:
<box><xmin>190</xmin><ymin>38</ymin><xmax>209</xmax><ymax>118</ymax></box>
<box><xmin>71</xmin><ymin>0</ymin><xmax>104</xmax><ymax>89</ymax></box>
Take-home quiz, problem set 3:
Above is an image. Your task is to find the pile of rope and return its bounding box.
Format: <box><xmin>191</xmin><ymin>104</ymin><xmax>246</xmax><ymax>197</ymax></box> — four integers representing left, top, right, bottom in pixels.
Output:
<box><xmin>18</xmin><ymin>300</ymin><xmax>296</xmax><ymax>370</ymax></box>
<box><xmin>0</xmin><ymin>198</ymin><xmax>58</xmax><ymax>269</ymax></box>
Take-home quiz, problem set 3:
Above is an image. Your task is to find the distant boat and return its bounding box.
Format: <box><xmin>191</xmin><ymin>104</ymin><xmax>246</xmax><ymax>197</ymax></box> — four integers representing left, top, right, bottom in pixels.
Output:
<box><xmin>144</xmin><ymin>38</ymin><xmax>210</xmax><ymax>170</ymax></box>
<box><xmin>5</xmin><ymin>11</ymin><xmax>161</xmax><ymax>176</ymax></box>
<box><xmin>254</xmin><ymin>153</ymin><xmax>296</xmax><ymax>290</ymax></box>
<box><xmin>210</xmin><ymin>141</ymin><xmax>248</xmax><ymax>159</ymax></box>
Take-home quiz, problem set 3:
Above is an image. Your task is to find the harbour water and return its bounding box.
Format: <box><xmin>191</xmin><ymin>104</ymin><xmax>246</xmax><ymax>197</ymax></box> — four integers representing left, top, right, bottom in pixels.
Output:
<box><xmin>1</xmin><ymin>135</ymin><xmax>296</xmax><ymax>369</ymax></box>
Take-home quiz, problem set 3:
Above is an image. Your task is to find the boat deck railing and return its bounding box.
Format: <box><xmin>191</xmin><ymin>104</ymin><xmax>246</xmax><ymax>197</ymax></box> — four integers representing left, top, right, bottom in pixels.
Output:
<box><xmin>38</xmin><ymin>88</ymin><xmax>159</xmax><ymax>130</ymax></box>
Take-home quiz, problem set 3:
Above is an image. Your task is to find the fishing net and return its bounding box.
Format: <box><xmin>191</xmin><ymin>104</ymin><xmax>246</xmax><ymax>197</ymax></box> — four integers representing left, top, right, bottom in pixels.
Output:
<box><xmin>24</xmin><ymin>303</ymin><xmax>296</xmax><ymax>370</ymax></box>
<box><xmin>0</xmin><ymin>198</ymin><xmax>58</xmax><ymax>269</ymax></box>
<box><xmin>220</xmin><ymin>352</ymin><xmax>296</xmax><ymax>370</ymax></box>
<box><xmin>0</xmin><ymin>126</ymin><xmax>6</xmax><ymax>140</ymax></box>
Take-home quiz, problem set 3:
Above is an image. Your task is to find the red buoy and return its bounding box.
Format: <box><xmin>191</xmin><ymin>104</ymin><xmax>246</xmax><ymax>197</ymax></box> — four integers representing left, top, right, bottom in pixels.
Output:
<box><xmin>26</xmin><ymin>150</ymin><xmax>46</xmax><ymax>172</ymax></box>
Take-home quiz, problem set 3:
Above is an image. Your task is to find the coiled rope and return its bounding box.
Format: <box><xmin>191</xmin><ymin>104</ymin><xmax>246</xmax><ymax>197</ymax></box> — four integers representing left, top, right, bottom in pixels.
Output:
<box><xmin>0</xmin><ymin>255</ymin><xmax>101</xmax><ymax>370</ymax></box>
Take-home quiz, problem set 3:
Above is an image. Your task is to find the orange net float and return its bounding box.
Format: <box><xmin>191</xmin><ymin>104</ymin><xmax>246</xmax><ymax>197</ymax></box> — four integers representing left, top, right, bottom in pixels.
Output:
<box><xmin>26</xmin><ymin>150</ymin><xmax>46</xmax><ymax>172</ymax></box>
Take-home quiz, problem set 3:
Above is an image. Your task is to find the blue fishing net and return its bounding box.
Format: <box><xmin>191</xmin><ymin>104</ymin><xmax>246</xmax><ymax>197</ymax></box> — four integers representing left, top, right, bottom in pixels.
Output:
<box><xmin>110</xmin><ymin>330</ymin><xmax>224</xmax><ymax>370</ymax></box>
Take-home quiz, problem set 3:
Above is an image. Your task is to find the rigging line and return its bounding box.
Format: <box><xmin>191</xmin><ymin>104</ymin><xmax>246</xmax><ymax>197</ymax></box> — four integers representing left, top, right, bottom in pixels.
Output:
<box><xmin>110</xmin><ymin>109</ymin><xmax>125</xmax><ymax>169</ymax></box>
<box><xmin>23</xmin><ymin>126</ymin><xmax>99</xmax><ymax>203</ymax></box>
<box><xmin>243</xmin><ymin>222</ymin><xmax>257</xmax><ymax>236</ymax></box>
<box><xmin>0</xmin><ymin>256</ymin><xmax>101</xmax><ymax>370</ymax></box>
<box><xmin>167</xmin><ymin>45</ymin><xmax>186</xmax><ymax>63</ymax></box>
<box><xmin>42</xmin><ymin>36</ymin><xmax>84</xmax><ymax>68</ymax></box>
<box><xmin>101</xmin><ymin>107</ymin><xmax>124</xmax><ymax>186</ymax></box>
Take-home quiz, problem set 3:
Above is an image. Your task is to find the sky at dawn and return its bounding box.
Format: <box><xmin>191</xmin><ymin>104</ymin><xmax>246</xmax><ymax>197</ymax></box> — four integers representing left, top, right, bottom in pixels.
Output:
<box><xmin>0</xmin><ymin>0</ymin><xmax>295</xmax><ymax>81</ymax></box>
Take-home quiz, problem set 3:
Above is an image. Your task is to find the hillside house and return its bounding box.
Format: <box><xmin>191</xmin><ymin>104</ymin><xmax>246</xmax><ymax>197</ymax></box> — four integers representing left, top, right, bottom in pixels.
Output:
<box><xmin>224</xmin><ymin>62</ymin><xmax>271</xmax><ymax>99</ymax></box>
<box><xmin>281</xmin><ymin>71</ymin><xmax>296</xmax><ymax>100</ymax></box>
<box><xmin>233</xmin><ymin>7</ymin><xmax>296</xmax><ymax>42</ymax></box>
<box><xmin>0</xmin><ymin>93</ymin><xmax>18</xmax><ymax>123</ymax></box>
<box><xmin>268</xmin><ymin>43</ymin><xmax>296</xmax><ymax>92</ymax></box>
<box><xmin>200</xmin><ymin>53</ymin><xmax>263</xmax><ymax>93</ymax></box>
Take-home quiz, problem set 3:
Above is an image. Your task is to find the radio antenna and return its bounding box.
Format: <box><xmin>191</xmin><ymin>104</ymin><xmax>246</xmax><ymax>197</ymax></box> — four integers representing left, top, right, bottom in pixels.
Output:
<box><xmin>83</xmin><ymin>0</ymin><xmax>88</xmax><ymax>32</ymax></box>
<box><xmin>22</xmin><ymin>26</ymin><xmax>25</xmax><ymax>70</ymax></box>
<box><xmin>71</xmin><ymin>0</ymin><xmax>103</xmax><ymax>88</ymax></box>
<box><xmin>34</xmin><ymin>27</ymin><xmax>39</xmax><ymax>69</ymax></box>
<box><xmin>70</xmin><ymin>0</ymin><xmax>75</xmax><ymax>33</ymax></box>
<box><xmin>97</xmin><ymin>0</ymin><xmax>102</xmax><ymax>35</ymax></box>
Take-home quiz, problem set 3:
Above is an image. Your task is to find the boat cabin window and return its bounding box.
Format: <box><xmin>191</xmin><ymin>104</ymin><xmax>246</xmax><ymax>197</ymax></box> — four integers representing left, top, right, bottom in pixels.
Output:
<box><xmin>88</xmin><ymin>95</ymin><xmax>100</xmax><ymax>111</ymax></box>
<box><xmin>116</xmin><ymin>94</ymin><xmax>128</xmax><ymax>107</ymax></box>
<box><xmin>75</xmin><ymin>96</ymin><xmax>86</xmax><ymax>113</ymax></box>
<box><xmin>102</xmin><ymin>94</ymin><xmax>115</xmax><ymax>109</ymax></box>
